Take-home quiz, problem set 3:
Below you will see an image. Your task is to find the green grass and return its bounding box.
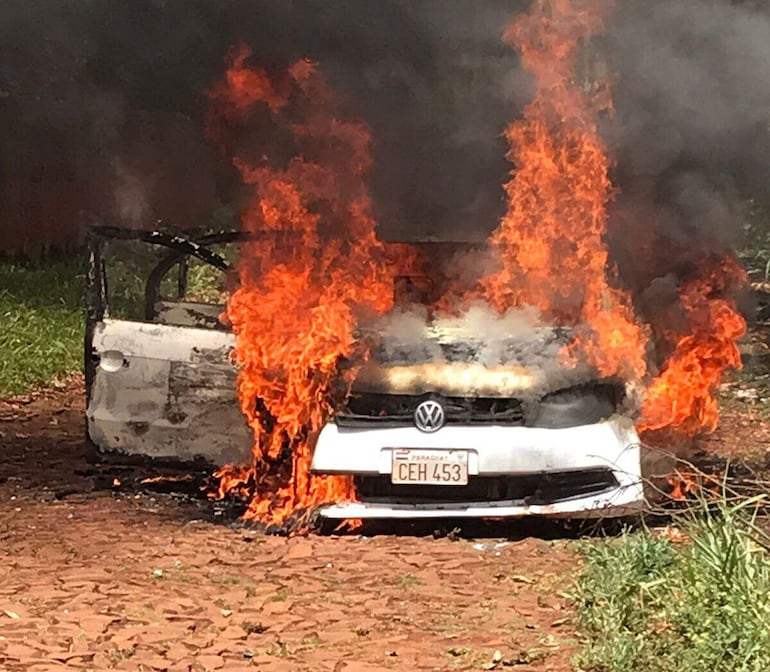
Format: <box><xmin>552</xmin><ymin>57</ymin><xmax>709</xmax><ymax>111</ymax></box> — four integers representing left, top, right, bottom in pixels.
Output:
<box><xmin>739</xmin><ymin>203</ymin><xmax>770</xmax><ymax>280</ymax></box>
<box><xmin>573</xmin><ymin>499</ymin><xmax>770</xmax><ymax>672</ymax></box>
<box><xmin>0</xmin><ymin>258</ymin><xmax>85</xmax><ymax>397</ymax></box>
<box><xmin>0</xmin><ymin>239</ymin><xmax>234</xmax><ymax>398</ymax></box>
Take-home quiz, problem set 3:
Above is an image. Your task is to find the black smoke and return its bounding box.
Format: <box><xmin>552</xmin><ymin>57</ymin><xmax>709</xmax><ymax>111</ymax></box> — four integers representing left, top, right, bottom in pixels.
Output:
<box><xmin>605</xmin><ymin>0</ymin><xmax>770</xmax><ymax>280</ymax></box>
<box><xmin>0</xmin><ymin>0</ymin><xmax>530</xmax><ymax>252</ymax></box>
<box><xmin>1</xmin><ymin>0</ymin><xmax>769</xmax><ymax>256</ymax></box>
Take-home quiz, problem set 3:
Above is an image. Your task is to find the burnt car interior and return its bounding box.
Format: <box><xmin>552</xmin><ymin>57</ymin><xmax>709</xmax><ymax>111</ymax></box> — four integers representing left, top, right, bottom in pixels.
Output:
<box><xmin>86</xmin><ymin>226</ymin><xmax>454</xmax><ymax>334</ymax></box>
<box><xmin>86</xmin><ymin>225</ymin><xmax>241</xmax><ymax>332</ymax></box>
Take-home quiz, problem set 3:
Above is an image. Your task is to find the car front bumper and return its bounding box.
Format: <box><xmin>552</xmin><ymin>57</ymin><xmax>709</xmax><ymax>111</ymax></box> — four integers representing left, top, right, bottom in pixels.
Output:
<box><xmin>311</xmin><ymin>416</ymin><xmax>644</xmax><ymax>520</ymax></box>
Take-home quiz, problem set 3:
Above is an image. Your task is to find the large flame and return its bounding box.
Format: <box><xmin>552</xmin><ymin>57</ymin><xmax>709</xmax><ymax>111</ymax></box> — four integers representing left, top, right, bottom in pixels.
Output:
<box><xmin>208</xmin><ymin>47</ymin><xmax>397</xmax><ymax>526</ymax></box>
<box><xmin>478</xmin><ymin>0</ymin><xmax>648</xmax><ymax>382</ymax></box>
<box><xmin>639</xmin><ymin>256</ymin><xmax>747</xmax><ymax>440</ymax></box>
<box><xmin>477</xmin><ymin>0</ymin><xmax>745</xmax><ymax>443</ymax></box>
<box><xmin>209</xmin><ymin>2</ymin><xmax>747</xmax><ymax>526</ymax></box>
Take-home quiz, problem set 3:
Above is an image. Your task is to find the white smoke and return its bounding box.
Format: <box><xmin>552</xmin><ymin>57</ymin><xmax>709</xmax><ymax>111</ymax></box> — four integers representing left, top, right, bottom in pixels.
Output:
<box><xmin>357</xmin><ymin>303</ymin><xmax>596</xmax><ymax>398</ymax></box>
<box><xmin>111</xmin><ymin>159</ymin><xmax>152</xmax><ymax>227</ymax></box>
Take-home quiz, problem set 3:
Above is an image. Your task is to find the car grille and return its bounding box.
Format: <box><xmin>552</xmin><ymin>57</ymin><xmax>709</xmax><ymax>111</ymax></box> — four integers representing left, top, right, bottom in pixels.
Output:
<box><xmin>336</xmin><ymin>392</ymin><xmax>525</xmax><ymax>428</ymax></box>
<box><xmin>355</xmin><ymin>468</ymin><xmax>619</xmax><ymax>505</ymax></box>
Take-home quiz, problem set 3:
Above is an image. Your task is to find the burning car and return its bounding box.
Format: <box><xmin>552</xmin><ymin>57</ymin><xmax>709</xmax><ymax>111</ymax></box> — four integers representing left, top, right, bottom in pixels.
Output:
<box><xmin>87</xmin><ymin>1</ymin><xmax>747</xmax><ymax>530</ymax></box>
<box><xmin>314</xmin><ymin>313</ymin><xmax>645</xmax><ymax>521</ymax></box>
<box><xmin>86</xmin><ymin>227</ymin><xmax>645</xmax><ymax>522</ymax></box>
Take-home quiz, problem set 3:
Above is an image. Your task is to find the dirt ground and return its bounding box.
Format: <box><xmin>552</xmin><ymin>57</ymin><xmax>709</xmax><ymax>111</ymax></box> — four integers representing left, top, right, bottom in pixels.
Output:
<box><xmin>3</xmin><ymin>345</ymin><xmax>770</xmax><ymax>672</ymax></box>
<box><xmin>0</xmin><ymin>379</ymin><xmax>581</xmax><ymax>672</ymax></box>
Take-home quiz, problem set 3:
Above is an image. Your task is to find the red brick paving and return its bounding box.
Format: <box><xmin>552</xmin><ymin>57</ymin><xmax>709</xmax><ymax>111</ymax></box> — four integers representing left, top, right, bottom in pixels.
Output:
<box><xmin>5</xmin><ymin>369</ymin><xmax>768</xmax><ymax>670</ymax></box>
<box><xmin>0</xmin><ymin>496</ymin><xmax>578</xmax><ymax>671</ymax></box>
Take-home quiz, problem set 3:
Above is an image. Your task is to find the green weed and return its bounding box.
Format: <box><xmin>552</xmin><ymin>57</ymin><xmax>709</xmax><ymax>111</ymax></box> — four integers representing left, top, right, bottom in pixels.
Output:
<box><xmin>573</xmin><ymin>498</ymin><xmax>770</xmax><ymax>672</ymax></box>
<box><xmin>0</xmin><ymin>257</ymin><xmax>84</xmax><ymax>396</ymax></box>
<box><xmin>0</xmin><ymin>236</ymin><xmax>235</xmax><ymax>397</ymax></box>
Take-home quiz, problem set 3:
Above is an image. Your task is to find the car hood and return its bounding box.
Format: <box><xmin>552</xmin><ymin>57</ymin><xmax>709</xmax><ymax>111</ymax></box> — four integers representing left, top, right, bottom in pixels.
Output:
<box><xmin>352</xmin><ymin>318</ymin><xmax>595</xmax><ymax>399</ymax></box>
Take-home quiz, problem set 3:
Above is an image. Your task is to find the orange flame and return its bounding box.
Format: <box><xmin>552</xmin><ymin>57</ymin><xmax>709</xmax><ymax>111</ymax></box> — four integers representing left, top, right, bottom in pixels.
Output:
<box><xmin>478</xmin><ymin>0</ymin><xmax>648</xmax><ymax>382</ymax></box>
<box><xmin>639</xmin><ymin>256</ymin><xmax>747</xmax><ymax>439</ymax></box>
<box><xmin>209</xmin><ymin>46</ymin><xmax>397</xmax><ymax>527</ymax></box>
<box><xmin>668</xmin><ymin>470</ymin><xmax>698</xmax><ymax>502</ymax></box>
<box><xmin>480</xmin><ymin>0</ymin><xmax>744</xmax><ymax>439</ymax></box>
<box><xmin>667</xmin><ymin>468</ymin><xmax>723</xmax><ymax>502</ymax></box>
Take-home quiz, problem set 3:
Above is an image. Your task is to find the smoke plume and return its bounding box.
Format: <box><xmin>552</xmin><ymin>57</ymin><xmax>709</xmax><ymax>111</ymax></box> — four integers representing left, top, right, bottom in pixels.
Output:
<box><xmin>606</xmin><ymin>0</ymin><xmax>770</xmax><ymax>258</ymax></box>
<box><xmin>1</xmin><ymin>0</ymin><xmax>769</xmax><ymax>254</ymax></box>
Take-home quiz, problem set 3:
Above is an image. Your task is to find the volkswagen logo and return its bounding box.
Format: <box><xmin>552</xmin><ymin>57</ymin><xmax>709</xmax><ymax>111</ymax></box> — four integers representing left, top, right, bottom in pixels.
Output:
<box><xmin>414</xmin><ymin>399</ymin><xmax>445</xmax><ymax>433</ymax></box>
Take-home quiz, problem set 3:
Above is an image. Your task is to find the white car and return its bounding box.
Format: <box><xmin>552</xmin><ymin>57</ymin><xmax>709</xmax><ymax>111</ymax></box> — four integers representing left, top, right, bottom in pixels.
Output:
<box><xmin>312</xmin><ymin>323</ymin><xmax>645</xmax><ymax>521</ymax></box>
<box><xmin>86</xmin><ymin>226</ymin><xmax>647</xmax><ymax>521</ymax></box>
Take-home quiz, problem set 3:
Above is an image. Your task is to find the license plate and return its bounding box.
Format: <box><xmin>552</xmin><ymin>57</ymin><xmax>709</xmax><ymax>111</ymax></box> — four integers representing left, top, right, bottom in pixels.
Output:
<box><xmin>391</xmin><ymin>449</ymin><xmax>469</xmax><ymax>486</ymax></box>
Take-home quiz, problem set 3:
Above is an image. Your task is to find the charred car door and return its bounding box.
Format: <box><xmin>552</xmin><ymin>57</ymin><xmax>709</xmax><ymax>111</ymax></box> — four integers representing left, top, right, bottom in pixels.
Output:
<box><xmin>85</xmin><ymin>226</ymin><xmax>252</xmax><ymax>465</ymax></box>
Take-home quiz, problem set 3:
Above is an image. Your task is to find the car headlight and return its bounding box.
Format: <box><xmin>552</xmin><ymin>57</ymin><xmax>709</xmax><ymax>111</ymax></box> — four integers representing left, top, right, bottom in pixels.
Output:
<box><xmin>527</xmin><ymin>384</ymin><xmax>621</xmax><ymax>429</ymax></box>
